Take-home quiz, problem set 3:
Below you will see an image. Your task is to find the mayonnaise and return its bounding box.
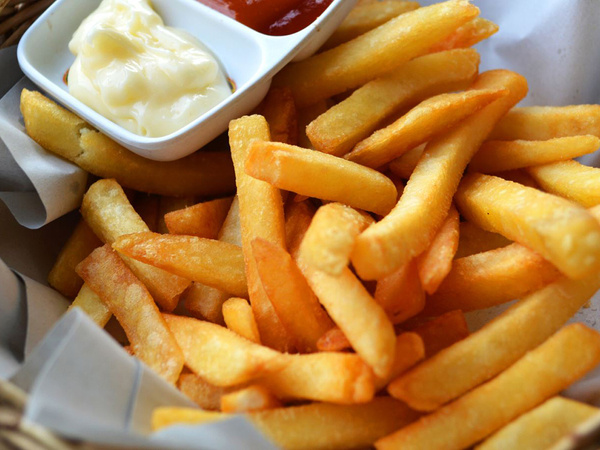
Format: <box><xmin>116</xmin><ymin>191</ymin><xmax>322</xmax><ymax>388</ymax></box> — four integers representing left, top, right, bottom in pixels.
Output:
<box><xmin>68</xmin><ymin>0</ymin><xmax>232</xmax><ymax>137</ymax></box>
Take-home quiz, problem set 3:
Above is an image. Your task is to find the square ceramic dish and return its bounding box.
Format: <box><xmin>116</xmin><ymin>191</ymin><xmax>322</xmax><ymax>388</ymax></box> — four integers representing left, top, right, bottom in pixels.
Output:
<box><xmin>17</xmin><ymin>0</ymin><xmax>356</xmax><ymax>161</ymax></box>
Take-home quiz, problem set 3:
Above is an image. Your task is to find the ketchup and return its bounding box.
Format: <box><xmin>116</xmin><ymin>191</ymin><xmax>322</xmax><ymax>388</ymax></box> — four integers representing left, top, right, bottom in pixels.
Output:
<box><xmin>197</xmin><ymin>0</ymin><xmax>334</xmax><ymax>35</ymax></box>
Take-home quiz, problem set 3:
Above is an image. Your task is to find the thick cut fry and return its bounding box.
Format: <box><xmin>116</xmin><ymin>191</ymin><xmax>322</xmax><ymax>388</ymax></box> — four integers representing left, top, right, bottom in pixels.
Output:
<box><xmin>273</xmin><ymin>0</ymin><xmax>479</xmax><ymax>107</ymax></box>
<box><xmin>307</xmin><ymin>49</ymin><xmax>479</xmax><ymax>156</ymax></box>
<box><xmin>300</xmin><ymin>203</ymin><xmax>373</xmax><ymax>276</ymax></box>
<box><xmin>156</xmin><ymin>196</ymin><xmax>196</xmax><ymax>234</ymax></box>
<box><xmin>477</xmin><ymin>397</ymin><xmax>599</xmax><ymax>450</ymax></box>
<box><xmin>177</xmin><ymin>373</ymin><xmax>234</xmax><ymax>411</ymax></box>
<box><xmin>69</xmin><ymin>283</ymin><xmax>112</xmax><ymax>327</ymax></box>
<box><xmin>153</xmin><ymin>397</ymin><xmax>420</xmax><ymax>450</ymax></box>
<box><xmin>164</xmin><ymin>197</ymin><xmax>233</xmax><ymax>239</ymax></box>
<box><xmin>229</xmin><ymin>115</ymin><xmax>293</xmax><ymax>352</ymax></box>
<box><xmin>256</xmin><ymin>87</ymin><xmax>298</xmax><ymax>145</ymax></box>
<box><xmin>346</xmin><ymin>88</ymin><xmax>507</xmax><ymax>168</ymax></box>
<box><xmin>388</xmin><ymin>270</ymin><xmax>600</xmax><ymax>412</ymax></box>
<box><xmin>417</xmin><ymin>206</ymin><xmax>459</xmax><ymax>295</ymax></box>
<box><xmin>317</xmin><ymin>327</ymin><xmax>352</xmax><ymax>352</ymax></box>
<box><xmin>375</xmin><ymin>259</ymin><xmax>425</xmax><ymax>324</ymax></box>
<box><xmin>76</xmin><ymin>245</ymin><xmax>184</xmax><ymax>384</ymax></box>
<box><xmin>455</xmin><ymin>173</ymin><xmax>600</xmax><ymax>279</ymax></box>
<box><xmin>245</xmin><ymin>140</ymin><xmax>397</xmax><ymax>216</ymax></box>
<box><xmin>490</xmin><ymin>105</ymin><xmax>600</xmax><ymax>141</ymax></box>
<box><xmin>379</xmin><ymin>324</ymin><xmax>600</xmax><ymax>450</ymax></box>
<box><xmin>352</xmin><ymin>70</ymin><xmax>528</xmax><ymax>280</ymax></box>
<box><xmin>296</xmin><ymin>100</ymin><xmax>330</xmax><ymax>149</ymax></box>
<box><xmin>20</xmin><ymin>89</ymin><xmax>235</xmax><ymax>196</ymax></box>
<box><xmin>220</xmin><ymin>385</ymin><xmax>281</xmax><ymax>413</ymax></box>
<box><xmin>163</xmin><ymin>315</ymin><xmax>286</xmax><ymax>387</ymax></box>
<box><xmin>528</xmin><ymin>160</ymin><xmax>600</xmax><ymax>207</ymax></box>
<box><xmin>374</xmin><ymin>332</ymin><xmax>425</xmax><ymax>391</ymax></box>
<box><xmin>429</xmin><ymin>17</ymin><xmax>498</xmax><ymax>52</ymax></box>
<box><xmin>113</xmin><ymin>232</ymin><xmax>247</xmax><ymax>298</ymax></box>
<box><xmin>470</xmin><ymin>135</ymin><xmax>600</xmax><ymax>173</ymax></box>
<box><xmin>81</xmin><ymin>179</ymin><xmax>190</xmax><ymax>311</ymax></box>
<box><xmin>284</xmin><ymin>199</ymin><xmax>317</xmax><ymax>259</ymax></box>
<box><xmin>388</xmin><ymin>144</ymin><xmax>425</xmax><ymax>179</ymax></box>
<box><xmin>48</xmin><ymin>220</ymin><xmax>102</xmax><ymax>298</ymax></box>
<box><xmin>454</xmin><ymin>221</ymin><xmax>511</xmax><ymax>259</ymax></box>
<box><xmin>222</xmin><ymin>297</ymin><xmax>261</xmax><ymax>344</ymax></box>
<box><xmin>406</xmin><ymin>310</ymin><xmax>469</xmax><ymax>357</ymax></box>
<box><xmin>252</xmin><ymin>238</ymin><xmax>334</xmax><ymax>353</ymax></box>
<box><xmin>424</xmin><ymin>243</ymin><xmax>562</xmax><ymax>316</ymax></box>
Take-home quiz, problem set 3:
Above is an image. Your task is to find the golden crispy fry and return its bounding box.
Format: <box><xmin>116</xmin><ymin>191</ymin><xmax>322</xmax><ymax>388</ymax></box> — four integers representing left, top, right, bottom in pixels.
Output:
<box><xmin>163</xmin><ymin>314</ymin><xmax>286</xmax><ymax>387</ymax></box>
<box><xmin>156</xmin><ymin>196</ymin><xmax>196</xmax><ymax>234</ymax></box>
<box><xmin>113</xmin><ymin>232</ymin><xmax>247</xmax><ymax>298</ymax></box>
<box><xmin>256</xmin><ymin>87</ymin><xmax>298</xmax><ymax>145</ymax></box>
<box><xmin>346</xmin><ymin>88</ymin><xmax>507</xmax><ymax>168</ymax></box>
<box><xmin>20</xmin><ymin>89</ymin><xmax>235</xmax><ymax>197</ymax></box>
<box><xmin>220</xmin><ymin>385</ymin><xmax>281</xmax><ymax>413</ymax></box>
<box><xmin>490</xmin><ymin>105</ymin><xmax>600</xmax><ymax>141</ymax></box>
<box><xmin>77</xmin><ymin>245</ymin><xmax>184</xmax><ymax>384</ymax></box>
<box><xmin>307</xmin><ymin>49</ymin><xmax>479</xmax><ymax>156</ymax></box>
<box><xmin>252</xmin><ymin>238</ymin><xmax>334</xmax><ymax>353</ymax></box>
<box><xmin>417</xmin><ymin>206</ymin><xmax>459</xmax><ymax>295</ymax></box>
<box><xmin>528</xmin><ymin>160</ymin><xmax>600</xmax><ymax>207</ymax></box>
<box><xmin>352</xmin><ymin>70</ymin><xmax>528</xmax><ymax>280</ymax></box>
<box><xmin>222</xmin><ymin>297</ymin><xmax>261</xmax><ymax>344</ymax></box>
<box><xmin>317</xmin><ymin>327</ymin><xmax>352</xmax><ymax>352</ymax></box>
<box><xmin>456</xmin><ymin>173</ymin><xmax>600</xmax><ymax>279</ymax></box>
<box><xmin>375</xmin><ymin>259</ymin><xmax>425</xmax><ymax>325</ymax></box>
<box><xmin>273</xmin><ymin>0</ymin><xmax>479</xmax><ymax>107</ymax></box>
<box><xmin>379</xmin><ymin>324</ymin><xmax>600</xmax><ymax>449</ymax></box>
<box><xmin>428</xmin><ymin>17</ymin><xmax>498</xmax><ymax>52</ymax></box>
<box><xmin>406</xmin><ymin>310</ymin><xmax>469</xmax><ymax>357</ymax></box>
<box><xmin>164</xmin><ymin>197</ymin><xmax>233</xmax><ymax>239</ymax></box>
<box><xmin>245</xmin><ymin>140</ymin><xmax>397</xmax><ymax>216</ymax></box>
<box><xmin>177</xmin><ymin>373</ymin><xmax>235</xmax><ymax>411</ymax></box>
<box><xmin>374</xmin><ymin>332</ymin><xmax>425</xmax><ymax>391</ymax></box>
<box><xmin>470</xmin><ymin>135</ymin><xmax>600</xmax><ymax>173</ymax></box>
<box><xmin>81</xmin><ymin>179</ymin><xmax>190</xmax><ymax>311</ymax></box>
<box><xmin>300</xmin><ymin>203</ymin><xmax>373</xmax><ymax>276</ymax></box>
<box><xmin>229</xmin><ymin>115</ymin><xmax>294</xmax><ymax>352</ymax></box>
<box><xmin>48</xmin><ymin>219</ymin><xmax>102</xmax><ymax>298</ymax></box>
<box><xmin>69</xmin><ymin>283</ymin><xmax>112</xmax><ymax>327</ymax></box>
<box><xmin>388</xmin><ymin>144</ymin><xmax>426</xmax><ymax>180</ymax></box>
<box><xmin>389</xmin><ymin>270</ymin><xmax>600</xmax><ymax>412</ymax></box>
<box><xmin>477</xmin><ymin>397</ymin><xmax>599</xmax><ymax>450</ymax></box>
<box><xmin>454</xmin><ymin>221</ymin><xmax>511</xmax><ymax>259</ymax></box>
<box><xmin>424</xmin><ymin>243</ymin><xmax>561</xmax><ymax>316</ymax></box>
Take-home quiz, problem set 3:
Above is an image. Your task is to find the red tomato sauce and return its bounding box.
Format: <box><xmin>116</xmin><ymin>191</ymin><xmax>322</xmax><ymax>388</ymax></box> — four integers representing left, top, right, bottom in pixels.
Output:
<box><xmin>197</xmin><ymin>0</ymin><xmax>334</xmax><ymax>35</ymax></box>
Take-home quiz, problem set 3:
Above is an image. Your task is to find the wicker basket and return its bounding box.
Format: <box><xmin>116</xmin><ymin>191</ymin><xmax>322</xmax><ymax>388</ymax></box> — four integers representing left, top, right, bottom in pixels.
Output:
<box><xmin>0</xmin><ymin>0</ymin><xmax>55</xmax><ymax>48</ymax></box>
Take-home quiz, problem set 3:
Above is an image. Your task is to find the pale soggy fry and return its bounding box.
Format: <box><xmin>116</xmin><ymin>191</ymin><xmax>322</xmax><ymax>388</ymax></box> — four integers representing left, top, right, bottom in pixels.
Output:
<box><xmin>163</xmin><ymin>314</ymin><xmax>286</xmax><ymax>387</ymax></box>
<box><xmin>20</xmin><ymin>89</ymin><xmax>235</xmax><ymax>197</ymax></box>
<box><xmin>454</xmin><ymin>221</ymin><xmax>511</xmax><ymax>259</ymax></box>
<box><xmin>178</xmin><ymin>373</ymin><xmax>234</xmax><ymax>411</ymax></box>
<box><xmin>406</xmin><ymin>310</ymin><xmax>469</xmax><ymax>357</ymax></box>
<box><xmin>470</xmin><ymin>135</ymin><xmax>600</xmax><ymax>173</ymax></box>
<box><xmin>428</xmin><ymin>17</ymin><xmax>498</xmax><ymax>52</ymax></box>
<box><xmin>220</xmin><ymin>385</ymin><xmax>282</xmax><ymax>413</ymax></box>
<box><xmin>307</xmin><ymin>49</ymin><xmax>479</xmax><ymax>156</ymax></box>
<box><xmin>379</xmin><ymin>324</ymin><xmax>600</xmax><ymax>450</ymax></box>
<box><xmin>374</xmin><ymin>259</ymin><xmax>425</xmax><ymax>324</ymax></box>
<box><xmin>273</xmin><ymin>0</ymin><xmax>479</xmax><ymax>107</ymax></box>
<box><xmin>477</xmin><ymin>397</ymin><xmax>599</xmax><ymax>450</ymax></box>
<box><xmin>256</xmin><ymin>87</ymin><xmax>298</xmax><ymax>145</ymax></box>
<box><xmin>113</xmin><ymin>232</ymin><xmax>247</xmax><ymax>298</ymax></box>
<box><xmin>222</xmin><ymin>297</ymin><xmax>261</xmax><ymax>344</ymax></box>
<box><xmin>69</xmin><ymin>283</ymin><xmax>112</xmax><ymax>327</ymax></box>
<box><xmin>245</xmin><ymin>140</ymin><xmax>397</xmax><ymax>216</ymax></box>
<box><xmin>346</xmin><ymin>88</ymin><xmax>507</xmax><ymax>168</ymax></box>
<box><xmin>77</xmin><ymin>245</ymin><xmax>184</xmax><ymax>384</ymax></box>
<box><xmin>352</xmin><ymin>70</ymin><xmax>528</xmax><ymax>280</ymax></box>
<box><xmin>528</xmin><ymin>160</ymin><xmax>600</xmax><ymax>207</ymax></box>
<box><xmin>455</xmin><ymin>173</ymin><xmax>600</xmax><ymax>279</ymax></box>
<box><xmin>164</xmin><ymin>197</ymin><xmax>233</xmax><ymax>239</ymax></box>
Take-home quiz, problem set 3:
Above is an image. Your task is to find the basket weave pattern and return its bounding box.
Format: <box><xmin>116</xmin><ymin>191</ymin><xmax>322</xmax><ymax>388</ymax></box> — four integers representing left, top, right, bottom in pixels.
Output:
<box><xmin>0</xmin><ymin>0</ymin><xmax>55</xmax><ymax>48</ymax></box>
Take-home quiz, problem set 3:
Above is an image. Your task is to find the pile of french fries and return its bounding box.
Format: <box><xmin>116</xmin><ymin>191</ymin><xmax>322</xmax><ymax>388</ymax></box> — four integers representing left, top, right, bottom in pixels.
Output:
<box><xmin>20</xmin><ymin>0</ymin><xmax>600</xmax><ymax>448</ymax></box>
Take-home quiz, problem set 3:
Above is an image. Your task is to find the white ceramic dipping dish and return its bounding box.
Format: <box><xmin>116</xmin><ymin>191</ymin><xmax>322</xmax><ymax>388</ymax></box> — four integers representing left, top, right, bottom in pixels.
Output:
<box><xmin>17</xmin><ymin>0</ymin><xmax>357</xmax><ymax>161</ymax></box>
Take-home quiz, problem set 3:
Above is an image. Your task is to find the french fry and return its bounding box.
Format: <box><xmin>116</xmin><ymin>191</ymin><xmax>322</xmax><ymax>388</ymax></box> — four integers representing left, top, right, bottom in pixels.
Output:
<box><xmin>346</xmin><ymin>88</ymin><xmax>507</xmax><ymax>168</ymax></box>
<box><xmin>388</xmin><ymin>269</ymin><xmax>600</xmax><ymax>412</ymax></box>
<box><xmin>81</xmin><ymin>179</ymin><xmax>190</xmax><ymax>311</ymax></box>
<box><xmin>317</xmin><ymin>327</ymin><xmax>352</xmax><ymax>352</ymax></box>
<box><xmin>156</xmin><ymin>196</ymin><xmax>196</xmax><ymax>234</ymax></box>
<box><xmin>374</xmin><ymin>259</ymin><xmax>425</xmax><ymax>324</ymax></box>
<box><xmin>307</xmin><ymin>49</ymin><xmax>479</xmax><ymax>156</ymax></box>
<box><xmin>229</xmin><ymin>115</ymin><xmax>294</xmax><ymax>352</ymax></box>
<box><xmin>470</xmin><ymin>135</ymin><xmax>600</xmax><ymax>173</ymax></box>
<box><xmin>454</xmin><ymin>220</ymin><xmax>511</xmax><ymax>258</ymax></box>
<box><xmin>388</xmin><ymin>144</ymin><xmax>426</xmax><ymax>180</ymax></box>
<box><xmin>424</xmin><ymin>243</ymin><xmax>561</xmax><ymax>316</ymax></box>
<box><xmin>406</xmin><ymin>310</ymin><xmax>469</xmax><ymax>357</ymax></box>
<box><xmin>299</xmin><ymin>203</ymin><xmax>373</xmax><ymax>276</ymax></box>
<box><xmin>428</xmin><ymin>17</ymin><xmax>498</xmax><ymax>52</ymax></box>
<box><xmin>550</xmin><ymin>412</ymin><xmax>600</xmax><ymax>450</ymax></box>
<box><xmin>220</xmin><ymin>385</ymin><xmax>282</xmax><ymax>413</ymax></box>
<box><xmin>245</xmin><ymin>140</ymin><xmax>398</xmax><ymax>216</ymax></box>
<box><xmin>477</xmin><ymin>397</ymin><xmax>599</xmax><ymax>450</ymax></box>
<box><xmin>163</xmin><ymin>314</ymin><xmax>286</xmax><ymax>387</ymax></box>
<box><xmin>490</xmin><ymin>105</ymin><xmax>600</xmax><ymax>141</ymax></box>
<box><xmin>256</xmin><ymin>87</ymin><xmax>298</xmax><ymax>145</ymax></box>
<box><xmin>528</xmin><ymin>160</ymin><xmax>600</xmax><ymax>208</ymax></box>
<box><xmin>20</xmin><ymin>89</ymin><xmax>235</xmax><ymax>197</ymax></box>
<box><xmin>296</xmin><ymin>100</ymin><xmax>330</xmax><ymax>149</ymax></box>
<box><xmin>76</xmin><ymin>245</ymin><xmax>184</xmax><ymax>384</ymax></box>
<box><xmin>374</xmin><ymin>332</ymin><xmax>425</xmax><ymax>391</ymax></box>
<box><xmin>252</xmin><ymin>238</ymin><xmax>334</xmax><ymax>353</ymax></box>
<box><xmin>178</xmin><ymin>373</ymin><xmax>235</xmax><ymax>411</ymax></box>
<box><xmin>455</xmin><ymin>173</ymin><xmax>600</xmax><ymax>279</ymax></box>
<box><xmin>163</xmin><ymin>196</ymin><xmax>233</xmax><ymax>238</ymax></box>
<box><xmin>222</xmin><ymin>297</ymin><xmax>261</xmax><ymax>344</ymax></box>
<box><xmin>284</xmin><ymin>199</ymin><xmax>317</xmax><ymax>258</ymax></box>
<box><xmin>68</xmin><ymin>283</ymin><xmax>112</xmax><ymax>327</ymax></box>
<box><xmin>48</xmin><ymin>219</ymin><xmax>102</xmax><ymax>298</ymax></box>
<box><xmin>113</xmin><ymin>232</ymin><xmax>247</xmax><ymax>298</ymax></box>
<box><xmin>416</xmin><ymin>205</ymin><xmax>459</xmax><ymax>295</ymax></box>
<box><xmin>273</xmin><ymin>0</ymin><xmax>479</xmax><ymax>107</ymax></box>
<box><xmin>352</xmin><ymin>70</ymin><xmax>528</xmax><ymax>280</ymax></box>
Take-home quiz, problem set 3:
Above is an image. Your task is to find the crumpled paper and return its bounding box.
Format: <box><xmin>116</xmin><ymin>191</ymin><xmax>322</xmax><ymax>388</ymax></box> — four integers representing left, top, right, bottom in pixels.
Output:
<box><xmin>3</xmin><ymin>0</ymin><xmax>600</xmax><ymax>448</ymax></box>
